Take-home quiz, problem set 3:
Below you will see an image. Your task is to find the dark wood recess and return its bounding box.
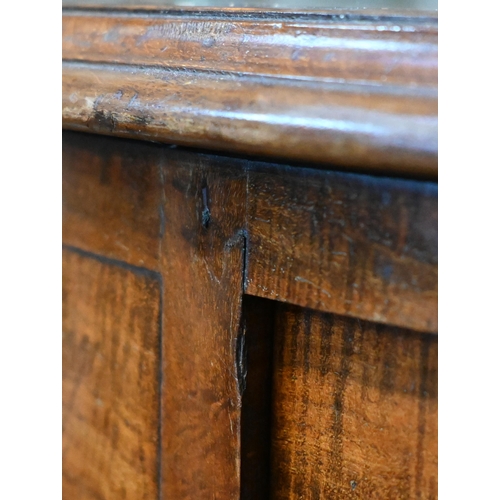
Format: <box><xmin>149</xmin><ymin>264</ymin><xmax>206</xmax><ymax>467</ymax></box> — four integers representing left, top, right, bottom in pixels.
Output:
<box><xmin>62</xmin><ymin>248</ymin><xmax>162</xmax><ymax>500</ymax></box>
<box><xmin>240</xmin><ymin>296</ymin><xmax>277</xmax><ymax>500</ymax></box>
<box><xmin>62</xmin><ymin>7</ymin><xmax>437</xmax><ymax>177</ymax></box>
<box><xmin>271</xmin><ymin>304</ymin><xmax>437</xmax><ymax>499</ymax></box>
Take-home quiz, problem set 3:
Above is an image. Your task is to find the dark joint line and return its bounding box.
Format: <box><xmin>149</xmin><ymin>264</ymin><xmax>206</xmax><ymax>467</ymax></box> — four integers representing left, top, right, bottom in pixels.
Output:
<box><xmin>62</xmin><ymin>7</ymin><xmax>438</xmax><ymax>25</ymax></box>
<box><xmin>62</xmin><ymin>244</ymin><xmax>161</xmax><ymax>280</ymax></box>
<box><xmin>62</xmin><ymin>60</ymin><xmax>437</xmax><ymax>99</ymax></box>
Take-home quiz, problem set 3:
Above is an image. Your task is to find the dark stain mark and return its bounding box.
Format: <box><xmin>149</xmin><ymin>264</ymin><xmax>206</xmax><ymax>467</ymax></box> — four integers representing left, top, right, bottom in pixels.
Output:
<box><xmin>87</xmin><ymin>95</ymin><xmax>153</xmax><ymax>133</ymax></box>
<box><xmin>86</xmin><ymin>96</ymin><xmax>113</xmax><ymax>132</ymax></box>
<box><xmin>158</xmin><ymin>199</ymin><xmax>166</xmax><ymax>239</ymax></box>
<box><xmin>241</xmin><ymin>229</ymin><xmax>249</xmax><ymax>293</ymax></box>
<box><xmin>236</xmin><ymin>323</ymin><xmax>248</xmax><ymax>396</ymax></box>
<box><xmin>201</xmin><ymin>184</ymin><xmax>211</xmax><ymax>229</ymax></box>
<box><xmin>90</xmin><ymin>109</ymin><xmax>117</xmax><ymax>133</ymax></box>
<box><xmin>130</xmin><ymin>113</ymin><xmax>153</xmax><ymax>127</ymax></box>
<box><xmin>62</xmin><ymin>244</ymin><xmax>160</xmax><ymax>281</ymax></box>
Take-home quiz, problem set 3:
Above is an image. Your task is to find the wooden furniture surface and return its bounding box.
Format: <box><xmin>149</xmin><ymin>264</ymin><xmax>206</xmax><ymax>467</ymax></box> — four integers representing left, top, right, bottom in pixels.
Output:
<box><xmin>62</xmin><ymin>6</ymin><xmax>438</xmax><ymax>499</ymax></box>
<box><xmin>63</xmin><ymin>6</ymin><xmax>437</xmax><ymax>176</ymax></box>
<box><xmin>62</xmin><ymin>249</ymin><xmax>161</xmax><ymax>500</ymax></box>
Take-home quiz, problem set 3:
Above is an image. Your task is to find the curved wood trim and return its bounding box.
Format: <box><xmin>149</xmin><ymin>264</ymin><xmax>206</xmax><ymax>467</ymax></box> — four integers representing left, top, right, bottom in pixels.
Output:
<box><xmin>62</xmin><ymin>7</ymin><xmax>438</xmax><ymax>176</ymax></box>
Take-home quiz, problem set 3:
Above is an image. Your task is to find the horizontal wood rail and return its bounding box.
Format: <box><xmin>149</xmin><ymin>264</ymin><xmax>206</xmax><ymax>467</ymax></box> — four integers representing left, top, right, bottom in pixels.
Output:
<box><xmin>63</xmin><ymin>132</ymin><xmax>437</xmax><ymax>332</ymax></box>
<box><xmin>62</xmin><ymin>7</ymin><xmax>438</xmax><ymax>177</ymax></box>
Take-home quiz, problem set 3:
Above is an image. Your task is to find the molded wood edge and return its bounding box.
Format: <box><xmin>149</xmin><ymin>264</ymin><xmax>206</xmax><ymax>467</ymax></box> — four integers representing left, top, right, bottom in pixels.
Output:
<box><xmin>62</xmin><ymin>8</ymin><xmax>437</xmax><ymax>177</ymax></box>
<box><xmin>63</xmin><ymin>9</ymin><xmax>437</xmax><ymax>87</ymax></box>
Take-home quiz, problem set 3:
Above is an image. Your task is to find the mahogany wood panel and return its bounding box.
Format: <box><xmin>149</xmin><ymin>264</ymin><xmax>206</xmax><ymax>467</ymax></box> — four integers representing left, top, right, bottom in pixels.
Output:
<box><xmin>62</xmin><ymin>8</ymin><xmax>437</xmax><ymax>177</ymax></box>
<box><xmin>62</xmin><ymin>248</ymin><xmax>161</xmax><ymax>500</ymax></box>
<box><xmin>62</xmin><ymin>133</ymin><xmax>437</xmax><ymax>332</ymax></box>
<box><xmin>62</xmin><ymin>131</ymin><xmax>164</xmax><ymax>270</ymax></box>
<box><xmin>61</xmin><ymin>132</ymin><xmax>438</xmax><ymax>498</ymax></box>
<box><xmin>160</xmin><ymin>153</ymin><xmax>247</xmax><ymax>498</ymax></box>
<box><xmin>246</xmin><ymin>164</ymin><xmax>438</xmax><ymax>333</ymax></box>
<box><xmin>271</xmin><ymin>304</ymin><xmax>437</xmax><ymax>499</ymax></box>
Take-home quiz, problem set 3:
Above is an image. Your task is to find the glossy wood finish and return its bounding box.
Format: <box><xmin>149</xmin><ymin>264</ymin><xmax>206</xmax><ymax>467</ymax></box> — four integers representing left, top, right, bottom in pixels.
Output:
<box><xmin>247</xmin><ymin>164</ymin><xmax>438</xmax><ymax>333</ymax></box>
<box><xmin>62</xmin><ymin>7</ymin><xmax>437</xmax><ymax>177</ymax></box>
<box><xmin>62</xmin><ymin>1</ymin><xmax>439</xmax><ymax>495</ymax></box>
<box><xmin>62</xmin><ymin>248</ymin><xmax>161</xmax><ymax>500</ymax></box>
<box><xmin>63</xmin><ymin>9</ymin><xmax>437</xmax><ymax>87</ymax></box>
<box><xmin>271</xmin><ymin>304</ymin><xmax>437</xmax><ymax>499</ymax></box>
<box><xmin>62</xmin><ymin>132</ymin><xmax>438</xmax><ymax>499</ymax></box>
<box><xmin>160</xmin><ymin>154</ymin><xmax>247</xmax><ymax>498</ymax></box>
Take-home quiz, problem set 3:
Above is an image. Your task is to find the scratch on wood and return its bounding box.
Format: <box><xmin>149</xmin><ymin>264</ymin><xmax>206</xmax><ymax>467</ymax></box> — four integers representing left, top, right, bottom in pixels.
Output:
<box><xmin>236</xmin><ymin>326</ymin><xmax>247</xmax><ymax>397</ymax></box>
<box><xmin>295</xmin><ymin>276</ymin><xmax>332</xmax><ymax>298</ymax></box>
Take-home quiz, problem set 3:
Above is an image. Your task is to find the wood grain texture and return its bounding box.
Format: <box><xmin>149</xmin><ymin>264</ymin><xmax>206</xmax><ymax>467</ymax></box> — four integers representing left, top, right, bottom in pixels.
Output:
<box><xmin>61</xmin><ymin>132</ymin><xmax>438</xmax><ymax>498</ymax></box>
<box><xmin>160</xmin><ymin>153</ymin><xmax>247</xmax><ymax>498</ymax></box>
<box><xmin>63</xmin><ymin>131</ymin><xmax>164</xmax><ymax>270</ymax></box>
<box><xmin>271</xmin><ymin>304</ymin><xmax>437</xmax><ymax>499</ymax></box>
<box><xmin>246</xmin><ymin>164</ymin><xmax>438</xmax><ymax>333</ymax></box>
<box><xmin>63</xmin><ymin>9</ymin><xmax>437</xmax><ymax>87</ymax></box>
<box><xmin>62</xmin><ymin>132</ymin><xmax>437</xmax><ymax>333</ymax></box>
<box><xmin>62</xmin><ymin>248</ymin><xmax>161</xmax><ymax>500</ymax></box>
<box><xmin>62</xmin><ymin>8</ymin><xmax>437</xmax><ymax>177</ymax></box>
